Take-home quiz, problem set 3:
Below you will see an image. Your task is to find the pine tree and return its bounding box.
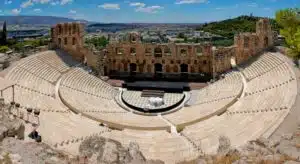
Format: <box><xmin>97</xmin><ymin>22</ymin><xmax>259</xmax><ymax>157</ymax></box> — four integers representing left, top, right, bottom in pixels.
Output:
<box><xmin>0</xmin><ymin>21</ymin><xmax>7</xmax><ymax>45</ymax></box>
<box><xmin>2</xmin><ymin>21</ymin><xmax>7</xmax><ymax>44</ymax></box>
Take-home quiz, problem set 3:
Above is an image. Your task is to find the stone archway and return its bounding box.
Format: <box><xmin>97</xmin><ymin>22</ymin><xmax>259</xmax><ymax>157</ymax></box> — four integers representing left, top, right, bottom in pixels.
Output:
<box><xmin>154</xmin><ymin>63</ymin><xmax>163</xmax><ymax>79</ymax></box>
<box><xmin>154</xmin><ymin>48</ymin><xmax>162</xmax><ymax>58</ymax></box>
<box><xmin>180</xmin><ymin>64</ymin><xmax>188</xmax><ymax>73</ymax></box>
<box><xmin>180</xmin><ymin>64</ymin><xmax>188</xmax><ymax>80</ymax></box>
<box><xmin>264</xmin><ymin>37</ymin><xmax>268</xmax><ymax>48</ymax></box>
<box><xmin>130</xmin><ymin>63</ymin><xmax>137</xmax><ymax>76</ymax></box>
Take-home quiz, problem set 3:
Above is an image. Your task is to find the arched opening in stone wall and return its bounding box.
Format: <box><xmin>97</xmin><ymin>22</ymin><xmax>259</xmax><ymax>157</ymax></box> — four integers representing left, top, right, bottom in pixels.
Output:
<box><xmin>58</xmin><ymin>38</ymin><xmax>62</xmax><ymax>47</ymax></box>
<box><xmin>64</xmin><ymin>24</ymin><xmax>68</xmax><ymax>35</ymax></box>
<box><xmin>130</xmin><ymin>63</ymin><xmax>137</xmax><ymax>76</ymax></box>
<box><xmin>64</xmin><ymin>38</ymin><xmax>67</xmax><ymax>45</ymax></box>
<box><xmin>104</xmin><ymin>66</ymin><xmax>108</xmax><ymax>76</ymax></box>
<box><xmin>72</xmin><ymin>24</ymin><xmax>76</xmax><ymax>34</ymax></box>
<box><xmin>196</xmin><ymin>47</ymin><xmax>202</xmax><ymax>56</ymax></box>
<box><xmin>180</xmin><ymin>49</ymin><xmax>187</xmax><ymax>56</ymax></box>
<box><xmin>164</xmin><ymin>47</ymin><xmax>171</xmax><ymax>55</ymax></box>
<box><xmin>68</xmin><ymin>25</ymin><xmax>72</xmax><ymax>35</ymax></box>
<box><xmin>72</xmin><ymin>37</ymin><xmax>76</xmax><ymax>45</ymax></box>
<box><xmin>255</xmin><ymin>37</ymin><xmax>259</xmax><ymax>47</ymax></box>
<box><xmin>180</xmin><ymin>64</ymin><xmax>188</xmax><ymax>79</ymax></box>
<box><xmin>180</xmin><ymin>64</ymin><xmax>188</xmax><ymax>73</ymax></box>
<box><xmin>244</xmin><ymin>37</ymin><xmax>249</xmax><ymax>48</ymax></box>
<box><xmin>154</xmin><ymin>48</ymin><xmax>162</xmax><ymax>57</ymax></box>
<box><xmin>154</xmin><ymin>63</ymin><xmax>163</xmax><ymax>78</ymax></box>
<box><xmin>130</xmin><ymin>48</ymin><xmax>136</xmax><ymax>55</ymax></box>
<box><xmin>264</xmin><ymin>37</ymin><xmax>269</xmax><ymax>47</ymax></box>
<box><xmin>58</xmin><ymin>25</ymin><xmax>62</xmax><ymax>35</ymax></box>
<box><xmin>116</xmin><ymin>48</ymin><xmax>124</xmax><ymax>55</ymax></box>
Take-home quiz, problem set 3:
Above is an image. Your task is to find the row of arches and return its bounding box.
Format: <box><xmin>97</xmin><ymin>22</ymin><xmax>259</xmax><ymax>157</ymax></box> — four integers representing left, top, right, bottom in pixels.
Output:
<box><xmin>116</xmin><ymin>46</ymin><xmax>203</xmax><ymax>56</ymax></box>
<box><xmin>111</xmin><ymin>63</ymin><xmax>199</xmax><ymax>74</ymax></box>
<box><xmin>57</xmin><ymin>23</ymin><xmax>79</xmax><ymax>36</ymax></box>
<box><xmin>57</xmin><ymin>37</ymin><xmax>77</xmax><ymax>46</ymax></box>
<box><xmin>243</xmin><ymin>36</ymin><xmax>268</xmax><ymax>48</ymax></box>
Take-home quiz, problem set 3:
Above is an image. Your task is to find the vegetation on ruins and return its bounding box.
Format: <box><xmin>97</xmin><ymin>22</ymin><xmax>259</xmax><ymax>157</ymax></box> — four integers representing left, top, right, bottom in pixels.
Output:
<box><xmin>276</xmin><ymin>8</ymin><xmax>300</xmax><ymax>59</ymax></box>
<box><xmin>197</xmin><ymin>15</ymin><xmax>279</xmax><ymax>39</ymax></box>
<box><xmin>85</xmin><ymin>36</ymin><xmax>109</xmax><ymax>49</ymax></box>
<box><xmin>0</xmin><ymin>46</ymin><xmax>9</xmax><ymax>53</ymax></box>
<box><xmin>4</xmin><ymin>37</ymin><xmax>49</xmax><ymax>52</ymax></box>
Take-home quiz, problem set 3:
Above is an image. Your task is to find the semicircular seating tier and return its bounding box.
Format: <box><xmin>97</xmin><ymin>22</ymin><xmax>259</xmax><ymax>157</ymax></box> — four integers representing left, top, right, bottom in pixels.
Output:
<box><xmin>2</xmin><ymin>50</ymin><xmax>79</xmax><ymax>112</ymax></box>
<box><xmin>163</xmin><ymin>71</ymin><xmax>243</xmax><ymax>128</ymax></box>
<box><xmin>58</xmin><ymin>68</ymin><xmax>170</xmax><ymax>130</ymax></box>
<box><xmin>181</xmin><ymin>52</ymin><xmax>297</xmax><ymax>153</ymax></box>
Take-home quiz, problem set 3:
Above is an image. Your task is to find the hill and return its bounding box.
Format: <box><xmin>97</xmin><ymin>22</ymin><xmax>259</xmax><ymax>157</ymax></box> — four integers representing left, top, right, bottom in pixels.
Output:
<box><xmin>0</xmin><ymin>16</ymin><xmax>90</xmax><ymax>25</ymax></box>
<box><xmin>197</xmin><ymin>15</ymin><xmax>279</xmax><ymax>40</ymax></box>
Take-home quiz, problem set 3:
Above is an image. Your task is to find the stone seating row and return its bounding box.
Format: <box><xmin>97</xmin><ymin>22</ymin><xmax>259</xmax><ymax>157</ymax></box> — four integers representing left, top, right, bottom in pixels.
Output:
<box><xmin>228</xmin><ymin>81</ymin><xmax>296</xmax><ymax>113</ymax></box>
<box><xmin>101</xmin><ymin>129</ymin><xmax>197</xmax><ymax>163</ymax></box>
<box><xmin>181</xmin><ymin>110</ymin><xmax>288</xmax><ymax>153</ymax></box>
<box><xmin>242</xmin><ymin>52</ymin><xmax>285</xmax><ymax>80</ymax></box>
<box><xmin>36</xmin><ymin>50</ymin><xmax>79</xmax><ymax>73</ymax></box>
<box><xmin>188</xmin><ymin>71</ymin><xmax>242</xmax><ymax>106</ymax></box>
<box><xmin>5</xmin><ymin>66</ymin><xmax>55</xmax><ymax>96</ymax></box>
<box><xmin>164</xmin><ymin>97</ymin><xmax>234</xmax><ymax>128</ymax></box>
<box><xmin>246</xmin><ymin>62</ymin><xmax>295</xmax><ymax>93</ymax></box>
<box><xmin>60</xmin><ymin>68</ymin><xmax>117</xmax><ymax>99</ymax></box>
<box><xmin>2</xmin><ymin>85</ymin><xmax>68</xmax><ymax>112</ymax></box>
<box><xmin>17</xmin><ymin>56</ymin><xmax>61</xmax><ymax>83</ymax></box>
<box><xmin>30</xmin><ymin>112</ymin><xmax>111</xmax><ymax>147</ymax></box>
<box><xmin>59</xmin><ymin>86</ymin><xmax>123</xmax><ymax>113</ymax></box>
<box><xmin>59</xmin><ymin>86</ymin><xmax>169</xmax><ymax>130</ymax></box>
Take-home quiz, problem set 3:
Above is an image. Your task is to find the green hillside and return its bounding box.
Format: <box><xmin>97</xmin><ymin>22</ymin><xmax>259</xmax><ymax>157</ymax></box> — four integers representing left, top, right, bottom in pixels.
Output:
<box><xmin>197</xmin><ymin>15</ymin><xmax>279</xmax><ymax>40</ymax></box>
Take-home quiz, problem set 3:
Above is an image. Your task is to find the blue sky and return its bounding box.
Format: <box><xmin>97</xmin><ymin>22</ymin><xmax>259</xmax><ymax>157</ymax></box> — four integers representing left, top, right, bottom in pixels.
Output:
<box><xmin>0</xmin><ymin>0</ymin><xmax>298</xmax><ymax>23</ymax></box>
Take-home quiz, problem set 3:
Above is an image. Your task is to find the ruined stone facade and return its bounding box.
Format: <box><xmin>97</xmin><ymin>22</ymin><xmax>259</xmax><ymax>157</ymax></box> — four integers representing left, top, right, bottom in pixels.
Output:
<box><xmin>50</xmin><ymin>18</ymin><xmax>274</xmax><ymax>80</ymax></box>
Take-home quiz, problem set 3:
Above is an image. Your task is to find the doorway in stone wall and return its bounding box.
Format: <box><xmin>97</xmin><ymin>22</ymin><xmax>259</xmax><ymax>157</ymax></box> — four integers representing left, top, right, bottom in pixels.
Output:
<box><xmin>180</xmin><ymin>64</ymin><xmax>188</xmax><ymax>80</ymax></box>
<box><xmin>154</xmin><ymin>63</ymin><xmax>163</xmax><ymax>79</ymax></box>
<box><xmin>130</xmin><ymin>63</ymin><xmax>137</xmax><ymax>76</ymax></box>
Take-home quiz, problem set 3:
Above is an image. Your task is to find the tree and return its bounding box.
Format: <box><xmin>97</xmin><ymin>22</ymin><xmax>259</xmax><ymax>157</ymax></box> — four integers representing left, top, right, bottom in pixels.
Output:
<box><xmin>177</xmin><ymin>33</ymin><xmax>185</xmax><ymax>39</ymax></box>
<box><xmin>2</xmin><ymin>21</ymin><xmax>7</xmax><ymax>44</ymax></box>
<box><xmin>276</xmin><ymin>8</ymin><xmax>300</xmax><ymax>59</ymax></box>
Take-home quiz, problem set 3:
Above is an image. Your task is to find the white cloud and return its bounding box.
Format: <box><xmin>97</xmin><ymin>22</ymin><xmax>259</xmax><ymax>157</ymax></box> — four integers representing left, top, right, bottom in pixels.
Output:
<box><xmin>33</xmin><ymin>8</ymin><xmax>42</xmax><ymax>12</ymax></box>
<box><xmin>33</xmin><ymin>0</ymin><xmax>51</xmax><ymax>4</ymax></box>
<box><xmin>60</xmin><ymin>0</ymin><xmax>73</xmax><ymax>5</ymax></box>
<box><xmin>130</xmin><ymin>2</ymin><xmax>145</xmax><ymax>7</ymax></box>
<box><xmin>69</xmin><ymin>9</ymin><xmax>76</xmax><ymax>14</ymax></box>
<box><xmin>4</xmin><ymin>0</ymin><xmax>12</xmax><ymax>5</ymax></box>
<box><xmin>11</xmin><ymin>8</ymin><xmax>21</xmax><ymax>15</ymax></box>
<box><xmin>175</xmin><ymin>0</ymin><xmax>209</xmax><ymax>5</ymax></box>
<box><xmin>98</xmin><ymin>3</ymin><xmax>120</xmax><ymax>10</ymax></box>
<box><xmin>21</xmin><ymin>0</ymin><xmax>34</xmax><ymax>8</ymax></box>
<box><xmin>135</xmin><ymin>5</ymin><xmax>163</xmax><ymax>13</ymax></box>
<box><xmin>248</xmin><ymin>2</ymin><xmax>258</xmax><ymax>7</ymax></box>
<box><xmin>129</xmin><ymin>2</ymin><xmax>163</xmax><ymax>14</ymax></box>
